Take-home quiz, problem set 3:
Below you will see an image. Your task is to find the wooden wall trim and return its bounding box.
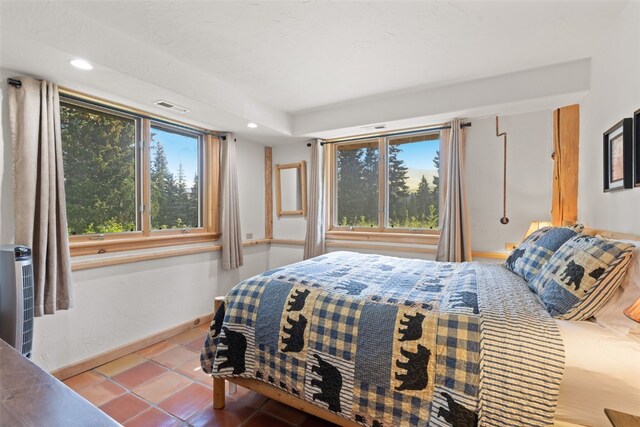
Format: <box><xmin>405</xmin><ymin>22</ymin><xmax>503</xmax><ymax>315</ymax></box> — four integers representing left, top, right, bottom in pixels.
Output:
<box><xmin>71</xmin><ymin>238</ymin><xmax>270</xmax><ymax>271</ymax></box>
<box><xmin>325</xmin><ymin>231</ymin><xmax>439</xmax><ymax>245</ymax></box>
<box><xmin>265</xmin><ymin>147</ymin><xmax>273</xmax><ymax>239</ymax></box>
<box><xmin>270</xmin><ymin>239</ymin><xmax>305</xmax><ymax>245</ymax></box>
<box><xmin>50</xmin><ymin>312</ymin><xmax>214</xmax><ymax>380</ymax></box>
<box><xmin>472</xmin><ymin>251</ymin><xmax>509</xmax><ymax>260</ymax></box>
<box><xmin>326</xmin><ymin>241</ymin><xmax>437</xmax><ymax>255</ymax></box>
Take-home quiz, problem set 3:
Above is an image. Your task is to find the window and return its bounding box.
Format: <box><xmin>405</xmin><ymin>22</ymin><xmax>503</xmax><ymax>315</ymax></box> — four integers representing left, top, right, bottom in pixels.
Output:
<box><xmin>60</xmin><ymin>97</ymin><xmax>220</xmax><ymax>255</ymax></box>
<box><xmin>61</xmin><ymin>102</ymin><xmax>140</xmax><ymax>236</ymax></box>
<box><xmin>328</xmin><ymin>130</ymin><xmax>441</xmax><ymax>240</ymax></box>
<box><xmin>149</xmin><ymin>124</ymin><xmax>202</xmax><ymax>230</ymax></box>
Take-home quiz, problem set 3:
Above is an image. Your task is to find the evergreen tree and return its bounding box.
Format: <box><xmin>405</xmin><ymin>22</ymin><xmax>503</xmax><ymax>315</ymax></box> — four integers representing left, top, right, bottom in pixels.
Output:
<box><xmin>416</xmin><ymin>175</ymin><xmax>431</xmax><ymax>217</ymax></box>
<box><xmin>337</xmin><ymin>147</ymin><xmax>366</xmax><ymax>225</ymax></box>
<box><xmin>61</xmin><ymin>103</ymin><xmax>136</xmax><ymax>235</ymax></box>
<box><xmin>388</xmin><ymin>144</ymin><xmax>409</xmax><ymax>225</ymax></box>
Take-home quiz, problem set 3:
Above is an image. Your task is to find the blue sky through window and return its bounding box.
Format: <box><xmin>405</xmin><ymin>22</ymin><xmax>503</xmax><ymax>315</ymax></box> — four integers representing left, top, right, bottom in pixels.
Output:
<box><xmin>393</xmin><ymin>138</ymin><xmax>439</xmax><ymax>169</ymax></box>
<box><xmin>150</xmin><ymin>127</ymin><xmax>199</xmax><ymax>182</ymax></box>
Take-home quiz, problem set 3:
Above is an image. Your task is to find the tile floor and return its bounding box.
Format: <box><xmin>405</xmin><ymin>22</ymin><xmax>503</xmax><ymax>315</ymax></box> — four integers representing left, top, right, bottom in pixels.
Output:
<box><xmin>63</xmin><ymin>324</ymin><xmax>339</xmax><ymax>427</ymax></box>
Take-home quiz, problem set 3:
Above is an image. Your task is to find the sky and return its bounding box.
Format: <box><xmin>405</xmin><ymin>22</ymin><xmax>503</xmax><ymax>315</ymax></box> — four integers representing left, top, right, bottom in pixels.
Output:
<box><xmin>393</xmin><ymin>138</ymin><xmax>439</xmax><ymax>170</ymax></box>
<box><xmin>150</xmin><ymin>127</ymin><xmax>199</xmax><ymax>181</ymax></box>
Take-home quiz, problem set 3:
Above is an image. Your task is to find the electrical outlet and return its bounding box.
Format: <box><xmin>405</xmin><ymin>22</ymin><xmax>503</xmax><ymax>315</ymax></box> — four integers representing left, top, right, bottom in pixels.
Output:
<box><xmin>245</xmin><ymin>232</ymin><xmax>254</xmax><ymax>240</ymax></box>
<box><xmin>505</xmin><ymin>242</ymin><xmax>518</xmax><ymax>251</ymax></box>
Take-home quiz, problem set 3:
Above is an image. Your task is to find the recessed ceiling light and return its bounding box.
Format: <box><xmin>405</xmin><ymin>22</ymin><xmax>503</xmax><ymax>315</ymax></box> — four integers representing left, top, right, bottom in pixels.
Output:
<box><xmin>70</xmin><ymin>59</ymin><xmax>93</xmax><ymax>70</ymax></box>
<box><xmin>247</xmin><ymin>122</ymin><xmax>258</xmax><ymax>129</ymax></box>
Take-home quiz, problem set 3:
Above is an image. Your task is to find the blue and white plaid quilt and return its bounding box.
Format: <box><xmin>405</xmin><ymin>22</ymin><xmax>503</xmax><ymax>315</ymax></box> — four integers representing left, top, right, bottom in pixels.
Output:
<box><xmin>201</xmin><ymin>252</ymin><xmax>564</xmax><ymax>427</ymax></box>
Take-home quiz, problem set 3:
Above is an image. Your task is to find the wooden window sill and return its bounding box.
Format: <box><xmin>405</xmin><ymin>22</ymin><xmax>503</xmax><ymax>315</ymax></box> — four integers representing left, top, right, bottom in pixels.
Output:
<box><xmin>325</xmin><ymin>230</ymin><xmax>439</xmax><ymax>245</ymax></box>
<box><xmin>69</xmin><ymin>232</ymin><xmax>221</xmax><ymax>257</ymax></box>
<box><xmin>71</xmin><ymin>238</ymin><xmax>270</xmax><ymax>271</ymax></box>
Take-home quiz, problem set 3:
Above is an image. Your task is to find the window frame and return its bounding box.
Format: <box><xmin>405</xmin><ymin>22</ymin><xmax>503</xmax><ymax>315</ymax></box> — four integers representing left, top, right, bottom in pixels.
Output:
<box><xmin>325</xmin><ymin>131</ymin><xmax>441</xmax><ymax>245</ymax></box>
<box><xmin>60</xmin><ymin>93</ymin><xmax>221</xmax><ymax>257</ymax></box>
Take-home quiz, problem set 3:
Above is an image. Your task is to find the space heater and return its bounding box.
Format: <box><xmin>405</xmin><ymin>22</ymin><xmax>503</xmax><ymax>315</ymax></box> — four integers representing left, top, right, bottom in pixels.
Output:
<box><xmin>0</xmin><ymin>246</ymin><xmax>34</xmax><ymax>358</ymax></box>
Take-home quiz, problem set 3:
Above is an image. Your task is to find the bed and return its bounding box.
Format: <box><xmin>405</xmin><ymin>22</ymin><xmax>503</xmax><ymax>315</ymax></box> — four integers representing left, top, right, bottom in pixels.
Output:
<box><xmin>555</xmin><ymin>319</ymin><xmax>640</xmax><ymax>427</ymax></box>
<box><xmin>201</xmin><ymin>251</ymin><xmax>568</xmax><ymax>427</ymax></box>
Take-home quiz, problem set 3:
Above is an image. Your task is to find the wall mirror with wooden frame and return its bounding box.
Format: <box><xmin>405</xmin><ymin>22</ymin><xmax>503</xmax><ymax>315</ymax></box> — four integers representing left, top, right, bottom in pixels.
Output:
<box><xmin>275</xmin><ymin>161</ymin><xmax>307</xmax><ymax>217</ymax></box>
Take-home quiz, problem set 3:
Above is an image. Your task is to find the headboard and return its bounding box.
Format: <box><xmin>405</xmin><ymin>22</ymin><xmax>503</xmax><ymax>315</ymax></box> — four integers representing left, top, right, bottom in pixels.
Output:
<box><xmin>583</xmin><ymin>227</ymin><xmax>640</xmax><ymax>242</ymax></box>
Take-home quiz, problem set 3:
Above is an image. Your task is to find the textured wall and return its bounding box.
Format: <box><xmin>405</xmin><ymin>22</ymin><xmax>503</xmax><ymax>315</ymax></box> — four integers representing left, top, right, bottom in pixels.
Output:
<box><xmin>578</xmin><ymin>1</ymin><xmax>640</xmax><ymax>235</ymax></box>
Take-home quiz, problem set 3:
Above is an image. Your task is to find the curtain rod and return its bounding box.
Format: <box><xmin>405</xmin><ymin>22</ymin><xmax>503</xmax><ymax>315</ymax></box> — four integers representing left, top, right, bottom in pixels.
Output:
<box><xmin>306</xmin><ymin>122</ymin><xmax>471</xmax><ymax>147</ymax></box>
<box><xmin>8</xmin><ymin>78</ymin><xmax>22</xmax><ymax>88</ymax></box>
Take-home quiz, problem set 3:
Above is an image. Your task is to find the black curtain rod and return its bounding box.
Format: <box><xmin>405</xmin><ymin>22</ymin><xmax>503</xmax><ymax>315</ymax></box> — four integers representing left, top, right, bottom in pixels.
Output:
<box><xmin>307</xmin><ymin>122</ymin><xmax>471</xmax><ymax>146</ymax></box>
<box><xmin>8</xmin><ymin>78</ymin><xmax>22</xmax><ymax>88</ymax></box>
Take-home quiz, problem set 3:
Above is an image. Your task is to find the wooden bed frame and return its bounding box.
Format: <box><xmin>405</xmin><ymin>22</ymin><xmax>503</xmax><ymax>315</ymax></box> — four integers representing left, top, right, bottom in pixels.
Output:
<box><xmin>211</xmin><ymin>297</ymin><xmax>360</xmax><ymax>427</ymax></box>
<box><xmin>210</xmin><ymin>227</ymin><xmax>639</xmax><ymax>427</ymax></box>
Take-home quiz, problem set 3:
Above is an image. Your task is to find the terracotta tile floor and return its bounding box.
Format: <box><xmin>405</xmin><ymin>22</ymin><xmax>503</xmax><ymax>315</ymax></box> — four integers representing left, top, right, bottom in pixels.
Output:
<box><xmin>63</xmin><ymin>324</ymin><xmax>339</xmax><ymax>427</ymax></box>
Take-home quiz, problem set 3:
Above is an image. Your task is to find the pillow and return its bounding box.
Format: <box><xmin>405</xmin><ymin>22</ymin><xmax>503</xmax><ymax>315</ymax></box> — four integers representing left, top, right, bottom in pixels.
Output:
<box><xmin>593</xmin><ymin>239</ymin><xmax>640</xmax><ymax>340</ymax></box>
<box><xmin>504</xmin><ymin>225</ymin><xmax>584</xmax><ymax>283</ymax></box>
<box><xmin>530</xmin><ymin>234</ymin><xmax>634</xmax><ymax>320</ymax></box>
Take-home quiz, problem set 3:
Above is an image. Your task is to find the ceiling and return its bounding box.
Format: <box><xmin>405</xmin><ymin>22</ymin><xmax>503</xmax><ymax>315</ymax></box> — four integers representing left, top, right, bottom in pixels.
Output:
<box><xmin>0</xmin><ymin>0</ymin><xmax>628</xmax><ymax>143</ymax></box>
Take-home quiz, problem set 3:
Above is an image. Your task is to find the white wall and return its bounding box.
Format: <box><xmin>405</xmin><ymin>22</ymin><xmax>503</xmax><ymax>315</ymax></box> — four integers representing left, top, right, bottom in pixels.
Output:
<box><xmin>0</xmin><ymin>74</ymin><xmax>269</xmax><ymax>371</ymax></box>
<box><xmin>579</xmin><ymin>0</ymin><xmax>640</xmax><ymax>234</ymax></box>
<box><xmin>466</xmin><ymin>111</ymin><xmax>554</xmax><ymax>252</ymax></box>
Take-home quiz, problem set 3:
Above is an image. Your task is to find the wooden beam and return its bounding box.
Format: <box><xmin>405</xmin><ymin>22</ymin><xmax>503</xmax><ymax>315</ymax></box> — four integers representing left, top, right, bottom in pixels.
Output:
<box><xmin>552</xmin><ymin>104</ymin><xmax>580</xmax><ymax>226</ymax></box>
<box><xmin>265</xmin><ymin>147</ymin><xmax>273</xmax><ymax>239</ymax></box>
<box><xmin>50</xmin><ymin>312</ymin><xmax>214</xmax><ymax>380</ymax></box>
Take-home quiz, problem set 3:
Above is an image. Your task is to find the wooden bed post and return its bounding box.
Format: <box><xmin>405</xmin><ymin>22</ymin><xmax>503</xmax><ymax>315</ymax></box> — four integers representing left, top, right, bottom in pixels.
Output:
<box><xmin>213</xmin><ymin>296</ymin><xmax>226</xmax><ymax>409</ymax></box>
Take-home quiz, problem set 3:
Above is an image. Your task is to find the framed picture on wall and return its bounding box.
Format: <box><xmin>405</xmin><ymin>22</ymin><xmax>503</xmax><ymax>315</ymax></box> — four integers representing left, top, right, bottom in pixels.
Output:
<box><xmin>635</xmin><ymin>109</ymin><xmax>640</xmax><ymax>187</ymax></box>
<box><xmin>603</xmin><ymin>118</ymin><xmax>633</xmax><ymax>192</ymax></box>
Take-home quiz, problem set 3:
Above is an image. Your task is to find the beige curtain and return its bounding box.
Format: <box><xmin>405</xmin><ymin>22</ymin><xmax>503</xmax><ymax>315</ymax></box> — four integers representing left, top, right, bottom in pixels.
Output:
<box><xmin>8</xmin><ymin>77</ymin><xmax>73</xmax><ymax>316</ymax></box>
<box><xmin>221</xmin><ymin>134</ymin><xmax>243</xmax><ymax>269</ymax></box>
<box><xmin>303</xmin><ymin>139</ymin><xmax>325</xmax><ymax>259</ymax></box>
<box><xmin>436</xmin><ymin>119</ymin><xmax>472</xmax><ymax>262</ymax></box>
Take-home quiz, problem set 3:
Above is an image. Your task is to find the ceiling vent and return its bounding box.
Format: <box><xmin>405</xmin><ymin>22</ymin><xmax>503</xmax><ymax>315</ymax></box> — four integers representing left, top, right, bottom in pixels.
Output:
<box><xmin>154</xmin><ymin>100</ymin><xmax>190</xmax><ymax>113</ymax></box>
<box><xmin>360</xmin><ymin>124</ymin><xmax>387</xmax><ymax>131</ymax></box>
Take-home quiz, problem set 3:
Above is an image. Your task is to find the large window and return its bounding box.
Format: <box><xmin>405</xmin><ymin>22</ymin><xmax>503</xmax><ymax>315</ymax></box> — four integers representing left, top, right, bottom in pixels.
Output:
<box><xmin>60</xmin><ymin>97</ymin><xmax>219</xmax><ymax>255</ymax></box>
<box><xmin>329</xmin><ymin>130</ymin><xmax>441</xmax><ymax>237</ymax></box>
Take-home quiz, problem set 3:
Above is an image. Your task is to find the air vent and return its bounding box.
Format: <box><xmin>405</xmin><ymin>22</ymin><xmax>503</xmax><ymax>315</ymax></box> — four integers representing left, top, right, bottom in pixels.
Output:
<box><xmin>154</xmin><ymin>100</ymin><xmax>190</xmax><ymax>113</ymax></box>
<box><xmin>360</xmin><ymin>124</ymin><xmax>386</xmax><ymax>131</ymax></box>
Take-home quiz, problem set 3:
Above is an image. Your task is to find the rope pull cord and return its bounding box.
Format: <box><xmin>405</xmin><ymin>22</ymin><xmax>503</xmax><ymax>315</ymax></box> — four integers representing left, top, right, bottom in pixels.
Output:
<box><xmin>496</xmin><ymin>116</ymin><xmax>509</xmax><ymax>225</ymax></box>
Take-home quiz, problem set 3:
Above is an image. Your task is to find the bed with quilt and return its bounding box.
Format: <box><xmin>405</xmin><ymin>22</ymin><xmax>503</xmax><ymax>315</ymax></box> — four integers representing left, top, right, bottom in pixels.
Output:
<box><xmin>201</xmin><ymin>251</ymin><xmax>569</xmax><ymax>427</ymax></box>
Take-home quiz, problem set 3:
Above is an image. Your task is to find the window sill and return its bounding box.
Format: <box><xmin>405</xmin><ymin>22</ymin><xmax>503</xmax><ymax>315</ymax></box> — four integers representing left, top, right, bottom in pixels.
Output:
<box><xmin>70</xmin><ymin>238</ymin><xmax>270</xmax><ymax>271</ymax></box>
<box><xmin>69</xmin><ymin>232</ymin><xmax>221</xmax><ymax>257</ymax></box>
<box><xmin>325</xmin><ymin>230</ymin><xmax>439</xmax><ymax>245</ymax></box>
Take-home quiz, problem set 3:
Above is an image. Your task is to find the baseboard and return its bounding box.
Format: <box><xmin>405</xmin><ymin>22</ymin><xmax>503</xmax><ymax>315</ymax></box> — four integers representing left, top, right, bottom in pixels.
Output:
<box><xmin>50</xmin><ymin>312</ymin><xmax>214</xmax><ymax>380</ymax></box>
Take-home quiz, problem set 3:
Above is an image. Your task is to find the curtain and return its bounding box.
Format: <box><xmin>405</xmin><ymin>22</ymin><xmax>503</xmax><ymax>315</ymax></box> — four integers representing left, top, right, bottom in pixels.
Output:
<box><xmin>221</xmin><ymin>134</ymin><xmax>243</xmax><ymax>269</ymax></box>
<box><xmin>436</xmin><ymin>119</ymin><xmax>472</xmax><ymax>262</ymax></box>
<box><xmin>303</xmin><ymin>139</ymin><xmax>325</xmax><ymax>259</ymax></box>
<box><xmin>8</xmin><ymin>77</ymin><xmax>73</xmax><ymax>316</ymax></box>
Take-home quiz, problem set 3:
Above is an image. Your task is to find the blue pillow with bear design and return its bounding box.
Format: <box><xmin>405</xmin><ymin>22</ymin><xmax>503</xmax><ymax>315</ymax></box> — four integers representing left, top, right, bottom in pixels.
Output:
<box><xmin>529</xmin><ymin>234</ymin><xmax>634</xmax><ymax>320</ymax></box>
<box><xmin>504</xmin><ymin>225</ymin><xmax>584</xmax><ymax>283</ymax></box>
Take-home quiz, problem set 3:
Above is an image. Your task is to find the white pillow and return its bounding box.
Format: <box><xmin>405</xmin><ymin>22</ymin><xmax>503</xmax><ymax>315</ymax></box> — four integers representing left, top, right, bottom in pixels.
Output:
<box><xmin>593</xmin><ymin>238</ymin><xmax>640</xmax><ymax>341</ymax></box>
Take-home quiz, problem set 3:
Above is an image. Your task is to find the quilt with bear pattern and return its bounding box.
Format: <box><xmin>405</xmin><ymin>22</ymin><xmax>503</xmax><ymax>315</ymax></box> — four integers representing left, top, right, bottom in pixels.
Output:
<box><xmin>201</xmin><ymin>252</ymin><xmax>565</xmax><ymax>427</ymax></box>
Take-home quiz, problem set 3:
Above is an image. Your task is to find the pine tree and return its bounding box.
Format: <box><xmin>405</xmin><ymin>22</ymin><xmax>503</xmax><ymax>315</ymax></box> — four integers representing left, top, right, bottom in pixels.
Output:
<box><xmin>61</xmin><ymin>104</ymin><xmax>136</xmax><ymax>234</ymax></box>
<box><xmin>337</xmin><ymin>147</ymin><xmax>366</xmax><ymax>225</ymax></box>
<box><xmin>388</xmin><ymin>144</ymin><xmax>409</xmax><ymax>225</ymax></box>
<box><xmin>416</xmin><ymin>175</ymin><xmax>431</xmax><ymax>218</ymax></box>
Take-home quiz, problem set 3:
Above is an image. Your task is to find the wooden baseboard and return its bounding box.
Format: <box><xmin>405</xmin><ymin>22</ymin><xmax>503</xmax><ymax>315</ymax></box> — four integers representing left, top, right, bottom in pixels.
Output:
<box><xmin>50</xmin><ymin>312</ymin><xmax>214</xmax><ymax>380</ymax></box>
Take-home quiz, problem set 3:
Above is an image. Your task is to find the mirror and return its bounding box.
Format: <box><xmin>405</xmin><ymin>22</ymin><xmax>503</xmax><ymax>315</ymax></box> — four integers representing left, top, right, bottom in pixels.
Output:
<box><xmin>276</xmin><ymin>161</ymin><xmax>307</xmax><ymax>217</ymax></box>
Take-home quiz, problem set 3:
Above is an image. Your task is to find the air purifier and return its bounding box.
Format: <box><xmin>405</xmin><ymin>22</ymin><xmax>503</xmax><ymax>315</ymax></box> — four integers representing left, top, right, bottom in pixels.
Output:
<box><xmin>0</xmin><ymin>246</ymin><xmax>34</xmax><ymax>358</ymax></box>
